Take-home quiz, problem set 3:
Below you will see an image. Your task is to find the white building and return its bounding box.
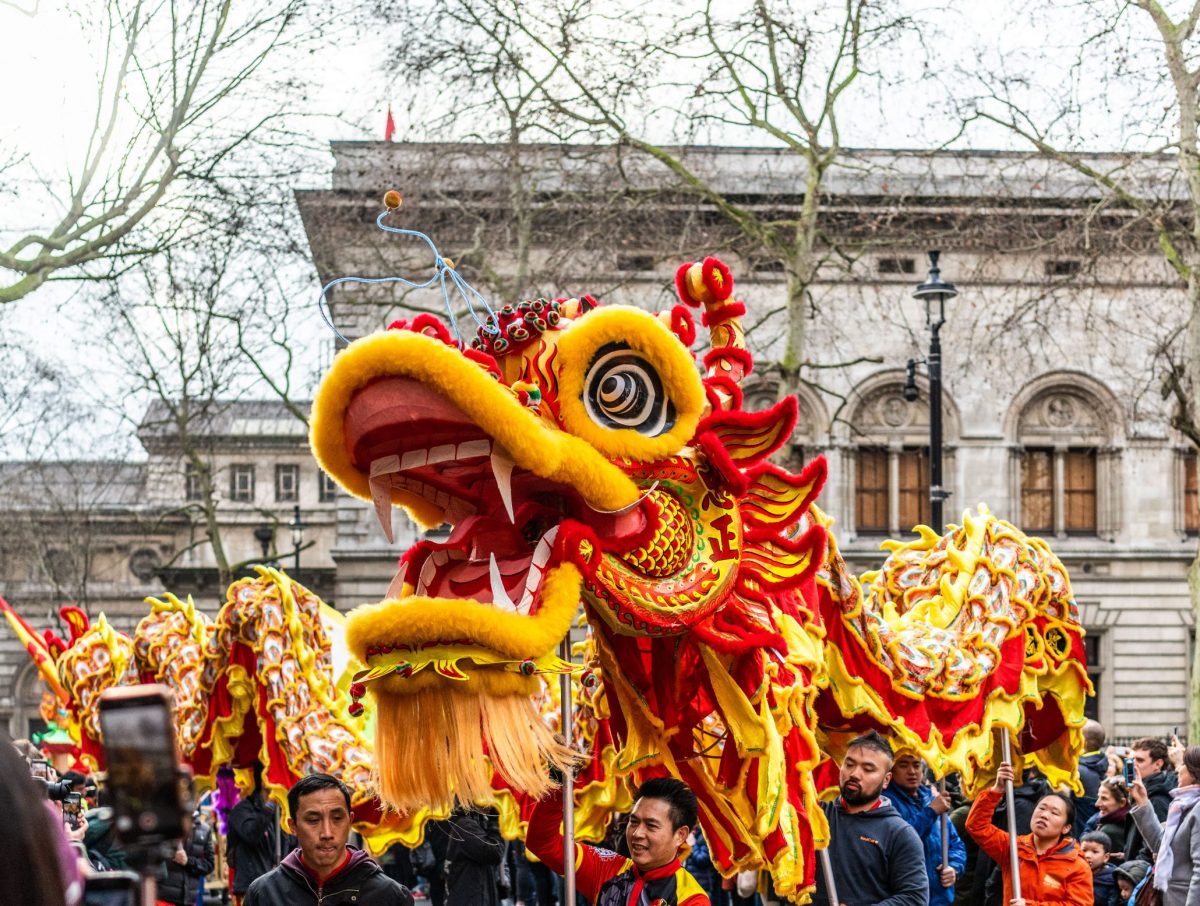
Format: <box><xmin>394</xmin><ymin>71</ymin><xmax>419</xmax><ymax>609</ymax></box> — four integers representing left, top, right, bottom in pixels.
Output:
<box><xmin>295</xmin><ymin>142</ymin><xmax>1196</xmax><ymax>738</ymax></box>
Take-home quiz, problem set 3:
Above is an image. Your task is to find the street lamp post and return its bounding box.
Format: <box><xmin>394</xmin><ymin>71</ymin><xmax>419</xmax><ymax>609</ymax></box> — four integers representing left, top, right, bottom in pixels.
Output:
<box><xmin>904</xmin><ymin>250</ymin><xmax>957</xmax><ymax>875</ymax></box>
<box><xmin>905</xmin><ymin>250</ymin><xmax>958</xmax><ymax>535</ymax></box>
<box><xmin>290</xmin><ymin>505</ymin><xmax>305</xmax><ymax>585</ymax></box>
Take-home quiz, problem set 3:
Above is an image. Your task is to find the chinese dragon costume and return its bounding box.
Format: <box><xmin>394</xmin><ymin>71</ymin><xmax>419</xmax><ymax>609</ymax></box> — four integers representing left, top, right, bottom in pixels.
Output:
<box><xmin>308</xmin><ymin>202</ymin><xmax>1091</xmax><ymax>900</ymax></box>
<box><xmin>3</xmin><ymin>199</ymin><xmax>1091</xmax><ymax>903</ymax></box>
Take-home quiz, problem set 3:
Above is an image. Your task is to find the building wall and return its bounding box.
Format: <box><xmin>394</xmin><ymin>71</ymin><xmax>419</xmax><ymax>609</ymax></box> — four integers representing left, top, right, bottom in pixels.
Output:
<box><xmin>295</xmin><ymin>142</ymin><xmax>1197</xmax><ymax>737</ymax></box>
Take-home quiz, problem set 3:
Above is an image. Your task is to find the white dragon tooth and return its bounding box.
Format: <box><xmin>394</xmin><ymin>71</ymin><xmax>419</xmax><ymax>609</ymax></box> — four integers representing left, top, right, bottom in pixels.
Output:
<box><xmin>490</xmin><ymin>447</ymin><xmax>516</xmax><ymax>523</ymax></box>
<box><xmin>369</xmin><ymin>475</ymin><xmax>395</xmax><ymax>544</ymax></box>
<box><xmin>532</xmin><ymin>526</ymin><xmax>558</xmax><ymax>569</ymax></box>
<box><xmin>428</xmin><ymin>444</ymin><xmax>456</xmax><ymax>464</ymax></box>
<box><xmin>384</xmin><ymin>561</ymin><xmax>409</xmax><ymax>600</ymax></box>
<box><xmin>458</xmin><ymin>439</ymin><xmax>491</xmax><ymax>459</ymax></box>
<box><xmin>401</xmin><ymin>448</ymin><xmax>428</xmax><ymax>471</ymax></box>
<box><xmin>417</xmin><ymin>557</ymin><xmax>437</xmax><ymax>596</ymax></box>
<box><xmin>517</xmin><ymin>585</ymin><xmax>534</xmax><ymax>615</ymax></box>
<box><xmin>489</xmin><ymin>553</ymin><xmax>517</xmax><ymax>611</ymax></box>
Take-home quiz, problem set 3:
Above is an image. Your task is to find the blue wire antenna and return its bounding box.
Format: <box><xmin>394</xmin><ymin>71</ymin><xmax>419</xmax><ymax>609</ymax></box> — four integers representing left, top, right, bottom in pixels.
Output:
<box><xmin>318</xmin><ymin>193</ymin><xmax>500</xmax><ymax>345</ymax></box>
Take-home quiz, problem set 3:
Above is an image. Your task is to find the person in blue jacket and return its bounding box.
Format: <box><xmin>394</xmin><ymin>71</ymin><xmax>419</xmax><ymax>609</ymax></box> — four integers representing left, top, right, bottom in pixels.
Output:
<box><xmin>887</xmin><ymin>750</ymin><xmax>968</xmax><ymax>905</ymax></box>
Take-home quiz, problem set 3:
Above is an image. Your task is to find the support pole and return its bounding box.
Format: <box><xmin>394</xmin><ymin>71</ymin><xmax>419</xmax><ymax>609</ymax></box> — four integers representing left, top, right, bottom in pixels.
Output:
<box><xmin>939</xmin><ymin>777</ymin><xmax>949</xmax><ymax>873</ymax></box>
<box><xmin>819</xmin><ymin>848</ymin><xmax>839</xmax><ymax>906</ymax></box>
<box><xmin>1000</xmin><ymin>728</ymin><xmax>1021</xmax><ymax>900</ymax></box>
<box><xmin>559</xmin><ymin>638</ymin><xmax>576</xmax><ymax>906</ymax></box>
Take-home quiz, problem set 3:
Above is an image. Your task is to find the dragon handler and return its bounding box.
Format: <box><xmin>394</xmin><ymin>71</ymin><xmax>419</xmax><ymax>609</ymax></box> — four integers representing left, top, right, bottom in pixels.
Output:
<box><xmin>526</xmin><ymin>777</ymin><xmax>710</xmax><ymax>906</ymax></box>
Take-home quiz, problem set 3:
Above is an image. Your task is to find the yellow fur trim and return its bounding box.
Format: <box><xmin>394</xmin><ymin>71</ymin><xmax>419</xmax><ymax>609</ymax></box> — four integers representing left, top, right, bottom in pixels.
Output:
<box><xmin>556</xmin><ymin>306</ymin><xmax>705</xmax><ymax>460</ymax></box>
<box><xmin>310</xmin><ymin>331</ymin><xmax>641</xmax><ymax>525</ymax></box>
<box><xmin>345</xmin><ymin>562</ymin><xmax>583</xmax><ymax>663</ymax></box>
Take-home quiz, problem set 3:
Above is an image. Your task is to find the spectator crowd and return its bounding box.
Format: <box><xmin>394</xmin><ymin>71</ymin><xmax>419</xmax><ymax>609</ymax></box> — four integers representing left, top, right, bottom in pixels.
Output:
<box><xmin>4</xmin><ymin>718</ymin><xmax>1198</xmax><ymax>906</ymax></box>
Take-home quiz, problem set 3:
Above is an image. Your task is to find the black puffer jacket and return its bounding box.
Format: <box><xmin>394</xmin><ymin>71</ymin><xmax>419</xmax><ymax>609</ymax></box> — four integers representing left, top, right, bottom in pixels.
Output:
<box><xmin>445</xmin><ymin>810</ymin><xmax>503</xmax><ymax>906</ymax></box>
<box><xmin>244</xmin><ymin>846</ymin><xmax>414</xmax><ymax>906</ymax></box>
<box><xmin>228</xmin><ymin>794</ymin><xmax>295</xmax><ymax>895</ymax></box>
<box><xmin>158</xmin><ymin>820</ymin><xmax>215</xmax><ymax>906</ymax></box>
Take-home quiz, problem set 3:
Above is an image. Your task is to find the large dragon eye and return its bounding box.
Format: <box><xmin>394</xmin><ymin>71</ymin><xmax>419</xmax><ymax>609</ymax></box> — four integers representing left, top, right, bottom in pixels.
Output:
<box><xmin>583</xmin><ymin>343</ymin><xmax>675</xmax><ymax>435</ymax></box>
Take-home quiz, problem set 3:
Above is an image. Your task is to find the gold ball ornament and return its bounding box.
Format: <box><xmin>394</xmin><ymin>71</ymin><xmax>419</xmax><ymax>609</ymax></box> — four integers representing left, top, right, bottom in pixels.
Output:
<box><xmin>383</xmin><ymin>190</ymin><xmax>403</xmax><ymax>210</ymax></box>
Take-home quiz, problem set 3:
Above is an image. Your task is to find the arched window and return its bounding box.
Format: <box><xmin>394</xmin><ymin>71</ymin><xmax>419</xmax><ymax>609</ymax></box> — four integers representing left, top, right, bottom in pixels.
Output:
<box><xmin>846</xmin><ymin>374</ymin><xmax>958</xmax><ymax>536</ymax></box>
<box><xmin>1007</xmin><ymin>375</ymin><xmax>1123</xmax><ymax>539</ymax></box>
<box><xmin>9</xmin><ymin>661</ymin><xmax>48</xmax><ymax>741</ymax></box>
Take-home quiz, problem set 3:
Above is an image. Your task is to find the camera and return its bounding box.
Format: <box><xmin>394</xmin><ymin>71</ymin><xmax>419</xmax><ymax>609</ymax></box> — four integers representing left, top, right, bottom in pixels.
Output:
<box><xmin>45</xmin><ymin>778</ymin><xmax>77</xmax><ymax>802</ymax></box>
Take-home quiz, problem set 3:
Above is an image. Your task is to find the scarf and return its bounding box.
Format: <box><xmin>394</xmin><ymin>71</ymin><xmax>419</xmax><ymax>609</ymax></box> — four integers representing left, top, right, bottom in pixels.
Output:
<box><xmin>627</xmin><ymin>857</ymin><xmax>683</xmax><ymax>905</ymax></box>
<box><xmin>1155</xmin><ymin>784</ymin><xmax>1200</xmax><ymax>890</ymax></box>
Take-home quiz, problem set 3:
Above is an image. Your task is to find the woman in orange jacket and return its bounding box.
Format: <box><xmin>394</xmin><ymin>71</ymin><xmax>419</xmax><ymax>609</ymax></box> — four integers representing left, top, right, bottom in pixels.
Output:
<box><xmin>966</xmin><ymin>762</ymin><xmax>1093</xmax><ymax>906</ymax></box>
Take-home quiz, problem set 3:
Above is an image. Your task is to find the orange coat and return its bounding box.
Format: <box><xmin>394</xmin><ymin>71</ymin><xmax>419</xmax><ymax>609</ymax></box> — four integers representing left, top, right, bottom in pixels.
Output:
<box><xmin>966</xmin><ymin>788</ymin><xmax>1093</xmax><ymax>906</ymax></box>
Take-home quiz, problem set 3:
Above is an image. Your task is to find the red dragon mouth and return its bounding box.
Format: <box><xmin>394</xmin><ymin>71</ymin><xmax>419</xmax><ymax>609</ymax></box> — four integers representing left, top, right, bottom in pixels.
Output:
<box><xmin>346</xmin><ymin>376</ymin><xmax>650</xmax><ymax>617</ymax></box>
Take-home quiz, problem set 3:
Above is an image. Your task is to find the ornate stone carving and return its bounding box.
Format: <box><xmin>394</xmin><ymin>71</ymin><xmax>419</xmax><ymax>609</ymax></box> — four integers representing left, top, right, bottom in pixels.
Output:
<box><xmin>879</xmin><ymin>394</ymin><xmax>911</xmax><ymax>428</ymax></box>
<box><xmin>1045</xmin><ymin>395</ymin><xmax>1076</xmax><ymax>428</ymax></box>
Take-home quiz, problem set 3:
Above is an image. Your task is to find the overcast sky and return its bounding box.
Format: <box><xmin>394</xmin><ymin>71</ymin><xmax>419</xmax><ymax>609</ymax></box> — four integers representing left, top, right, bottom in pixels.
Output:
<box><xmin>0</xmin><ymin>0</ymin><xmax>1185</xmax><ymax>458</ymax></box>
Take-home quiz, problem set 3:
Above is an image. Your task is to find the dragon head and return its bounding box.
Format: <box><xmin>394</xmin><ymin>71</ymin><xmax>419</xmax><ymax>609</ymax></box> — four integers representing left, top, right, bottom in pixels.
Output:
<box><xmin>311</xmin><ymin>255</ymin><xmax>827</xmax><ymax>812</ymax></box>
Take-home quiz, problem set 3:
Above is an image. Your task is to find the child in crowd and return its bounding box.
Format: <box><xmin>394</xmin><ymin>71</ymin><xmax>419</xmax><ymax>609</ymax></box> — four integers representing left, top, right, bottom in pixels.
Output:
<box><xmin>1113</xmin><ymin>860</ymin><xmax>1151</xmax><ymax>903</ymax></box>
<box><xmin>1080</xmin><ymin>831</ymin><xmax>1118</xmax><ymax>905</ymax></box>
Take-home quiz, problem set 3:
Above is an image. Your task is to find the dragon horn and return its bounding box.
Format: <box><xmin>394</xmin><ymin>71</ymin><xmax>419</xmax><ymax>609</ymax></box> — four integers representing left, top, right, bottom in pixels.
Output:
<box><xmin>675</xmin><ymin>256</ymin><xmax>751</xmax><ymax>411</ymax></box>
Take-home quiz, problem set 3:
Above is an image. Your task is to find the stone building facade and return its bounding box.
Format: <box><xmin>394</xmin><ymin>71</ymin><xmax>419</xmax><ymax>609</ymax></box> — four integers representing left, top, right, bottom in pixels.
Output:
<box><xmin>0</xmin><ymin>402</ymin><xmax>340</xmax><ymax>738</ymax></box>
<box><xmin>0</xmin><ymin>142</ymin><xmax>1189</xmax><ymax>741</ymax></box>
<box><xmin>295</xmin><ymin>142</ymin><xmax>1195</xmax><ymax>738</ymax></box>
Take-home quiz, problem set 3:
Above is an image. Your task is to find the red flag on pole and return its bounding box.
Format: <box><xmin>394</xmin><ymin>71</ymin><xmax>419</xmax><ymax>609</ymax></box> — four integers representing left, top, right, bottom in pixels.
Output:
<box><xmin>384</xmin><ymin>105</ymin><xmax>396</xmax><ymax>142</ymax></box>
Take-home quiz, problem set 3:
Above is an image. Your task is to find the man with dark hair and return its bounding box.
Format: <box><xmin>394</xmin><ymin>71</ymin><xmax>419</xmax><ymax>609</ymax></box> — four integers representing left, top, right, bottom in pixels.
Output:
<box><xmin>244</xmin><ymin>773</ymin><xmax>413</xmax><ymax>906</ymax></box>
<box><xmin>527</xmin><ymin>775</ymin><xmax>710</xmax><ymax>905</ymax></box>
<box><xmin>813</xmin><ymin>731</ymin><xmax>928</xmax><ymax>906</ymax></box>
<box><xmin>1131</xmin><ymin>736</ymin><xmax>1176</xmax><ymax>819</ymax></box>
<box><xmin>1130</xmin><ymin>736</ymin><xmax>1178</xmax><ymax>861</ymax></box>
<box><xmin>888</xmin><ymin>750</ymin><xmax>966</xmax><ymax>906</ymax></box>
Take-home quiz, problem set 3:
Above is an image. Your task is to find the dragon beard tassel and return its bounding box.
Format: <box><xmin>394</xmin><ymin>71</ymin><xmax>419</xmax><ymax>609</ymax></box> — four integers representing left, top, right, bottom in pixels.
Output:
<box><xmin>373</xmin><ymin>684</ymin><xmax>578</xmax><ymax>811</ymax></box>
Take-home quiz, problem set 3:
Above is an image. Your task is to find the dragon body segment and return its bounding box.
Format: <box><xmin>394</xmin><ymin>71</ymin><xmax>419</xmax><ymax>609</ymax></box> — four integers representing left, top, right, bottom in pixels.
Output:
<box><xmin>309</xmin><ymin>251</ymin><xmax>1091</xmax><ymax>900</ymax></box>
<box><xmin>40</xmin><ymin>568</ymin><xmax>410</xmax><ymax>853</ymax></box>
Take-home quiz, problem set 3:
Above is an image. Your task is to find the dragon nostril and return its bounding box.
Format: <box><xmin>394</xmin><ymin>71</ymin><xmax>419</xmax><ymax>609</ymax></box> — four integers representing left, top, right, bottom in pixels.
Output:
<box><xmin>620</xmin><ymin>490</ymin><xmax>695</xmax><ymax>577</ymax></box>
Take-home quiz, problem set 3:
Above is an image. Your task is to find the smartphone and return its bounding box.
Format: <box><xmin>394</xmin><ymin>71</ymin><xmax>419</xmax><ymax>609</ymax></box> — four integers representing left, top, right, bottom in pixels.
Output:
<box><xmin>99</xmin><ymin>684</ymin><xmax>186</xmax><ymax>845</ymax></box>
<box><xmin>1124</xmin><ymin>756</ymin><xmax>1138</xmax><ymax>786</ymax></box>
<box><xmin>83</xmin><ymin>871</ymin><xmax>141</xmax><ymax>906</ymax></box>
<box><xmin>63</xmin><ymin>791</ymin><xmax>84</xmax><ymax>829</ymax></box>
<box><xmin>30</xmin><ymin>758</ymin><xmax>53</xmax><ymax>781</ymax></box>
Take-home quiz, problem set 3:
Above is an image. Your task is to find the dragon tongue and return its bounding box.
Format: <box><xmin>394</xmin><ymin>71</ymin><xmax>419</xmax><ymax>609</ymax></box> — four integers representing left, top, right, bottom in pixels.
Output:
<box><xmin>490</xmin><ymin>446</ymin><xmax>516</xmax><ymax>523</ymax></box>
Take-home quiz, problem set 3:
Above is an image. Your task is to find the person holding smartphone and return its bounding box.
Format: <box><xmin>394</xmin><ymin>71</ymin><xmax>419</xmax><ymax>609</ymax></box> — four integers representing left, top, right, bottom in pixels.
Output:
<box><xmin>1128</xmin><ymin>745</ymin><xmax>1200</xmax><ymax>906</ymax></box>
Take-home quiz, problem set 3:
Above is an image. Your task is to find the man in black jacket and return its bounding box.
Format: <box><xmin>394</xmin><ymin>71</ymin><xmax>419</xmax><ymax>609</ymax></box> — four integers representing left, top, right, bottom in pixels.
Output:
<box><xmin>445</xmin><ymin>808</ymin><xmax>503</xmax><ymax>906</ymax></box>
<box><xmin>1073</xmin><ymin>719</ymin><xmax>1109</xmax><ymax>835</ymax></box>
<box><xmin>159</xmin><ymin>811</ymin><xmax>215</xmax><ymax>906</ymax></box>
<box><xmin>243</xmin><ymin>772</ymin><xmax>412</xmax><ymax>906</ymax></box>
<box><xmin>228</xmin><ymin>764</ymin><xmax>294</xmax><ymax>903</ymax></box>
<box><xmin>813</xmin><ymin>730</ymin><xmax>928</xmax><ymax>906</ymax></box>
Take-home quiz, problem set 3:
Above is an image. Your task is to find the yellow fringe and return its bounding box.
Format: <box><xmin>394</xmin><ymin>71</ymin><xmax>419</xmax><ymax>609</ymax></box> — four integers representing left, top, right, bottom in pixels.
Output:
<box><xmin>373</xmin><ymin>686</ymin><xmax>581</xmax><ymax>812</ymax></box>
